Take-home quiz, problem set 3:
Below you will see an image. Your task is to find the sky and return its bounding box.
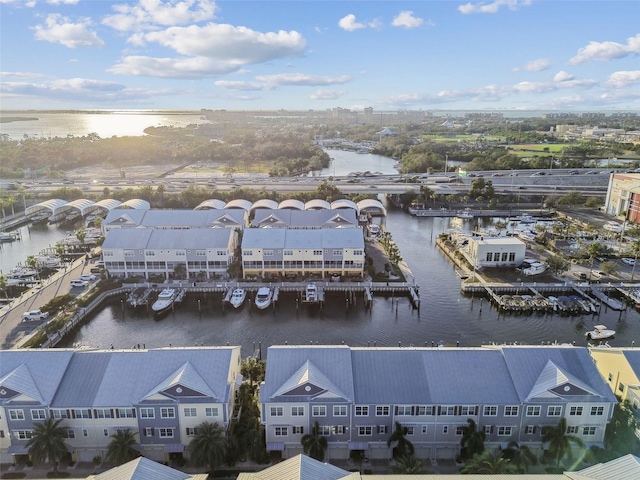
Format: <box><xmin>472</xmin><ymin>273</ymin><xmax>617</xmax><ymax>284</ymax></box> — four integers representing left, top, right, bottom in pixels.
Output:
<box><xmin>1</xmin><ymin>0</ymin><xmax>639</xmax><ymax>112</ymax></box>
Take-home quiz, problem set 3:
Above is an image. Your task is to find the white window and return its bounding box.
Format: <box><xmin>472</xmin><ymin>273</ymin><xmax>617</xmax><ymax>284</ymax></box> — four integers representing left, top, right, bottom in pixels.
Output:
<box><xmin>292</xmin><ymin>426</ymin><xmax>304</xmax><ymax>435</ymax></box>
<box><xmin>497</xmin><ymin>426</ymin><xmax>513</xmax><ymax>436</ymax></box>
<box><xmin>567</xmin><ymin>425</ymin><xmax>579</xmax><ymax>434</ymax></box>
<box><xmin>334</xmin><ymin>425</ymin><xmax>346</xmax><ymax>435</ymax></box>
<box><xmin>590</xmin><ymin>406</ymin><xmax>604</xmax><ymax>416</ymax></box>
<box><xmin>205</xmin><ymin>407</ymin><xmax>219</xmax><ymax>417</ymax></box>
<box><xmin>159</xmin><ymin>428</ymin><xmax>174</xmax><ymax>438</ymax></box>
<box><xmin>291</xmin><ymin>406</ymin><xmax>304</xmax><ymax>416</ymax></box>
<box><xmin>312</xmin><ymin>405</ymin><xmax>326</xmax><ymax>417</ymax></box>
<box><xmin>196</xmin><ymin>250</ymin><xmax>206</xmax><ymax>256</ymax></box>
<box><xmin>52</xmin><ymin>409</ymin><xmax>69</xmax><ymax>419</ymax></box>
<box><xmin>31</xmin><ymin>409</ymin><xmax>46</xmax><ymax>420</ymax></box>
<box><xmin>526</xmin><ymin>425</ymin><xmax>537</xmax><ymax>435</ymax></box>
<box><xmin>73</xmin><ymin>409</ymin><xmax>91</xmax><ymax>419</ymax></box>
<box><xmin>421</xmin><ymin>425</ymin><xmax>428</xmax><ymax>434</ymax></box>
<box><xmin>184</xmin><ymin>408</ymin><xmax>197</xmax><ymax>417</ymax></box>
<box><xmin>176</xmin><ymin>250</ymin><xmax>186</xmax><ymax>256</ymax></box>
<box><xmin>334</xmin><ymin>405</ymin><xmax>347</xmax><ymax>417</ymax></box>
<box><xmin>217</xmin><ymin>250</ymin><xmax>227</xmax><ymax>256</ymax></box>
<box><xmin>274</xmin><ymin>427</ymin><xmax>288</xmax><ymax>436</ymax></box>
<box><xmin>333</xmin><ymin>250</ymin><xmax>341</xmax><ymax>256</ymax></box>
<box><xmin>569</xmin><ymin>406</ymin><xmax>583</xmax><ymax>416</ymax></box>
<box><xmin>284</xmin><ymin>250</ymin><xmax>293</xmax><ymax>256</ymax></box>
<box><xmin>358</xmin><ymin>426</ymin><xmax>372</xmax><ymax>436</ymax></box>
<box><xmin>526</xmin><ymin>406</ymin><xmax>541</xmax><ymax>417</ymax></box>
<box><xmin>459</xmin><ymin>406</ymin><xmax>475</xmax><ymax>416</ymax></box>
<box><xmin>355</xmin><ymin>406</ymin><xmax>369</xmax><ymax>416</ymax></box>
<box><xmin>483</xmin><ymin>406</ymin><xmax>497</xmax><ymax>416</ymax></box>
<box><xmin>583</xmin><ymin>426</ymin><xmax>597</xmax><ymax>436</ymax></box>
<box><xmin>548</xmin><ymin>406</ymin><xmax>562</xmax><ymax>416</ymax></box>
<box><xmin>313</xmin><ymin>250</ymin><xmax>322</xmax><ymax>256</ymax></box>
<box><xmin>441</xmin><ymin>406</ymin><xmax>456</xmax><ymax>416</ymax></box>
<box><xmin>455</xmin><ymin>426</ymin><xmax>464</xmax><ymax>436</ymax></box>
<box><xmin>160</xmin><ymin>407</ymin><xmax>175</xmax><ymax>419</ymax></box>
<box><xmin>139</xmin><ymin>408</ymin><xmax>155</xmax><ymax>419</ymax></box>
<box><xmin>396</xmin><ymin>406</ymin><xmax>412</xmax><ymax>416</ymax></box>
<box><xmin>378</xmin><ymin>425</ymin><xmax>387</xmax><ymax>435</ymax></box>
<box><xmin>95</xmin><ymin>409</ymin><xmax>113</xmax><ymax>419</ymax></box>
<box><xmin>484</xmin><ymin>425</ymin><xmax>493</xmax><ymax>434</ymax></box>
<box><xmin>270</xmin><ymin>406</ymin><xmax>283</xmax><ymax>417</ymax></box>
<box><xmin>118</xmin><ymin>408</ymin><xmax>135</xmax><ymax>418</ymax></box>
<box><xmin>264</xmin><ymin>250</ymin><xmax>273</xmax><ymax>257</ymax></box>
<box><xmin>354</xmin><ymin>249</ymin><xmax>363</xmax><ymax>256</ymax></box>
<box><xmin>124</xmin><ymin>250</ymin><xmax>135</xmax><ymax>257</ymax></box>
<box><xmin>376</xmin><ymin>406</ymin><xmax>390</xmax><ymax>416</ymax></box>
<box><xmin>406</xmin><ymin>426</ymin><xmax>415</xmax><ymax>435</ymax></box>
<box><xmin>186</xmin><ymin>427</ymin><xmax>197</xmax><ymax>436</ymax></box>
<box><xmin>16</xmin><ymin>430</ymin><xmax>33</xmax><ymax>440</ymax></box>
<box><xmin>145</xmin><ymin>251</ymin><xmax>155</xmax><ymax>256</ymax></box>
<box><xmin>319</xmin><ymin>426</ymin><xmax>331</xmax><ymax>436</ymax></box>
<box><xmin>64</xmin><ymin>429</ymin><xmax>75</xmax><ymax>439</ymax></box>
<box><xmin>9</xmin><ymin>410</ymin><xmax>25</xmax><ymax>421</ymax></box>
<box><xmin>504</xmin><ymin>406</ymin><xmax>519</xmax><ymax>416</ymax></box>
<box><xmin>144</xmin><ymin>427</ymin><xmax>153</xmax><ymax>437</ymax></box>
<box><xmin>442</xmin><ymin>425</ymin><xmax>449</xmax><ymax>434</ymax></box>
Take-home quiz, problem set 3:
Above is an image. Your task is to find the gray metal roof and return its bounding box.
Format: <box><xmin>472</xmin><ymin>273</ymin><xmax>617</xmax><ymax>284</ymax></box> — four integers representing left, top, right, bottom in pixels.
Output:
<box><xmin>252</xmin><ymin>209</ymin><xmax>357</xmax><ymax>228</ymax></box>
<box><xmin>103</xmin><ymin>228</ymin><xmax>232</xmax><ymax>250</ymax></box>
<box><xmin>103</xmin><ymin>209</ymin><xmax>246</xmax><ymax>229</ymax></box>
<box><xmin>237</xmin><ymin>454</ymin><xmax>351</xmax><ymax>480</ymax></box>
<box><xmin>86</xmin><ymin>456</ymin><xmax>207</xmax><ymax>480</ymax></box>
<box><xmin>243</xmin><ymin>228</ymin><xmax>363</xmax><ymax>250</ymax></box>
<box><xmin>102</xmin><ymin>228</ymin><xmax>153</xmax><ymax>250</ymax></box>
<box><xmin>622</xmin><ymin>349</ymin><xmax>640</xmax><ymax>376</ymax></box>
<box><xmin>568</xmin><ymin>454</ymin><xmax>640</xmax><ymax>480</ymax></box>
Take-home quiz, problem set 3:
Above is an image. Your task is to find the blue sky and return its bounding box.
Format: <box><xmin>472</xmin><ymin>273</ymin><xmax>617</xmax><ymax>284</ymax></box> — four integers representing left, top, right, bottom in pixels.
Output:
<box><xmin>1</xmin><ymin>0</ymin><xmax>639</xmax><ymax>112</ymax></box>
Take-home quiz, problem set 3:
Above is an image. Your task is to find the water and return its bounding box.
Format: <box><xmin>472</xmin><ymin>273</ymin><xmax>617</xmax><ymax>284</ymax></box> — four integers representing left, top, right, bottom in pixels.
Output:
<box><xmin>316</xmin><ymin>149</ymin><xmax>398</xmax><ymax>177</ymax></box>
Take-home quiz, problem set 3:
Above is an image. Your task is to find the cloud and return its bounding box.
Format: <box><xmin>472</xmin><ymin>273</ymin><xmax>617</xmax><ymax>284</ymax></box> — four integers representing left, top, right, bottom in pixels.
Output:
<box><xmin>391</xmin><ymin>11</ymin><xmax>424</xmax><ymax>29</ymax></box>
<box><xmin>0</xmin><ymin>71</ymin><xmax>45</xmax><ymax>79</ymax></box>
<box><xmin>47</xmin><ymin>0</ymin><xmax>79</xmax><ymax>5</ymax></box>
<box><xmin>103</xmin><ymin>0</ymin><xmax>217</xmax><ymax>32</ymax></box>
<box><xmin>458</xmin><ymin>0</ymin><xmax>532</xmax><ymax>15</ymax></box>
<box><xmin>553</xmin><ymin>71</ymin><xmax>574</xmax><ymax>82</ymax></box>
<box><xmin>513</xmin><ymin>58</ymin><xmax>550</xmax><ymax>72</ymax></box>
<box><xmin>213</xmin><ymin>80</ymin><xmax>272</xmax><ymax>91</ymax></box>
<box><xmin>569</xmin><ymin>33</ymin><xmax>640</xmax><ymax>65</ymax></box>
<box><xmin>215</xmin><ymin>73</ymin><xmax>351</xmax><ymax>91</ymax></box>
<box><xmin>0</xmin><ymin>0</ymin><xmax>36</xmax><ymax>5</ymax></box>
<box><xmin>338</xmin><ymin>14</ymin><xmax>366</xmax><ymax>32</ymax></box>
<box><xmin>32</xmin><ymin>14</ymin><xmax>105</xmax><ymax>48</ymax></box>
<box><xmin>607</xmin><ymin>70</ymin><xmax>640</xmax><ymax>88</ymax></box>
<box><xmin>109</xmin><ymin>55</ymin><xmax>243</xmax><ymax>78</ymax></box>
<box><xmin>310</xmin><ymin>89</ymin><xmax>347</xmax><ymax>100</ymax></box>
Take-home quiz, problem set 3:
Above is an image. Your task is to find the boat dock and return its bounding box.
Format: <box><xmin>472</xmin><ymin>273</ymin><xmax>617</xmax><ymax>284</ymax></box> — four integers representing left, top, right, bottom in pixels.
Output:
<box><xmin>126</xmin><ymin>287</ymin><xmax>155</xmax><ymax>308</ymax></box>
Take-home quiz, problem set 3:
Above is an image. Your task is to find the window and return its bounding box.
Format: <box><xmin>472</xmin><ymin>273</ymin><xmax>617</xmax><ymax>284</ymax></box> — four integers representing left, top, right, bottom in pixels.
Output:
<box><xmin>486</xmin><ymin>252</ymin><xmax>493</xmax><ymax>261</ymax></box>
<box><xmin>354</xmin><ymin>249</ymin><xmax>363</xmax><ymax>256</ymax></box>
<box><xmin>526</xmin><ymin>406</ymin><xmax>541</xmax><ymax>417</ymax></box>
<box><xmin>284</xmin><ymin>250</ymin><xmax>293</xmax><ymax>256</ymax></box>
<box><xmin>333</xmin><ymin>250</ymin><xmax>341</xmax><ymax>256</ymax></box>
<box><xmin>566</xmin><ymin>425</ymin><xmax>579</xmax><ymax>434</ymax></box>
<box><xmin>502</xmin><ymin>252</ymin><xmax>508</xmax><ymax>261</ymax></box>
<box><xmin>139</xmin><ymin>408</ymin><xmax>155</xmax><ymax>419</ymax></box>
<box><xmin>459</xmin><ymin>406</ymin><xmax>476</xmax><ymax>416</ymax></box>
<box><xmin>417</xmin><ymin>405</ymin><xmax>435</xmax><ymax>416</ymax></box>
<box><xmin>378</xmin><ymin>425</ymin><xmax>387</xmax><ymax>434</ymax></box>
<box><xmin>497</xmin><ymin>426</ymin><xmax>513</xmax><ymax>436</ymax></box>
<box><xmin>484</xmin><ymin>425</ymin><xmax>493</xmax><ymax>434</ymax></box>
<box><xmin>186</xmin><ymin>427</ymin><xmax>197</xmax><ymax>436</ymax></box>
<box><xmin>358</xmin><ymin>426</ymin><xmax>372</xmax><ymax>436</ymax></box>
<box><xmin>274</xmin><ymin>427</ymin><xmax>288</xmax><ymax>436</ymax></box>
<box><xmin>160</xmin><ymin>407</ymin><xmax>175</xmax><ymax>418</ymax></box>
<box><xmin>618</xmin><ymin>382</ymin><xmax>625</xmax><ymax>393</ymax></box>
<box><xmin>526</xmin><ymin>425</ymin><xmax>537</xmax><ymax>435</ymax></box>
<box><xmin>583</xmin><ymin>426</ymin><xmax>597</xmax><ymax>436</ymax></box>
<box><xmin>264</xmin><ymin>250</ymin><xmax>273</xmax><ymax>257</ymax></box>
<box><xmin>569</xmin><ymin>406</ymin><xmax>583</xmax><ymax>416</ymax></box>
<box><xmin>395</xmin><ymin>406</ymin><xmax>412</xmax><ymax>416</ymax></box>
<box><xmin>270</xmin><ymin>407</ymin><xmax>283</xmax><ymax>417</ymax></box>
<box><xmin>205</xmin><ymin>407</ymin><xmax>219</xmax><ymax>417</ymax></box>
<box><xmin>355</xmin><ymin>406</ymin><xmax>369</xmax><ymax>416</ymax></box>
<box><xmin>376</xmin><ymin>406</ymin><xmax>390</xmax><ymax>416</ymax></box>
<box><xmin>440</xmin><ymin>406</ymin><xmax>456</xmax><ymax>416</ymax></box>
<box><xmin>195</xmin><ymin>250</ymin><xmax>206</xmax><ymax>256</ymax></box>
<box><xmin>312</xmin><ymin>405</ymin><xmax>326</xmax><ymax>417</ymax></box>
<box><xmin>95</xmin><ymin>409</ymin><xmax>113</xmax><ymax>419</ymax></box>
<box><xmin>334</xmin><ymin>406</ymin><xmax>347</xmax><ymax>417</ymax></box>
<box><xmin>291</xmin><ymin>406</ymin><xmax>304</xmax><ymax>416</ymax></box>
<box><xmin>483</xmin><ymin>406</ymin><xmax>497</xmax><ymax>416</ymax></box>
<box><xmin>608</xmin><ymin>372</ymin><xmax>613</xmax><ymax>381</ymax></box>
<box><xmin>73</xmin><ymin>409</ymin><xmax>91</xmax><ymax>419</ymax></box>
<box><xmin>52</xmin><ymin>409</ymin><xmax>69</xmax><ymax>419</ymax></box>
<box><xmin>183</xmin><ymin>407</ymin><xmax>197</xmax><ymax>417</ymax></box>
<box><xmin>9</xmin><ymin>410</ymin><xmax>24</xmax><ymax>421</ymax></box>
<box><xmin>334</xmin><ymin>425</ymin><xmax>346</xmax><ymax>435</ymax></box>
<box><xmin>319</xmin><ymin>426</ymin><xmax>331</xmax><ymax>436</ymax></box>
<box><xmin>590</xmin><ymin>406</ymin><xmax>604</xmax><ymax>416</ymax></box>
<box><xmin>421</xmin><ymin>425</ymin><xmax>428</xmax><ymax>434</ymax></box>
<box><xmin>455</xmin><ymin>426</ymin><xmax>464</xmax><ymax>436</ymax></box>
<box><xmin>31</xmin><ymin>409</ymin><xmax>46</xmax><ymax>420</ymax></box>
<box><xmin>504</xmin><ymin>406</ymin><xmax>519</xmax><ymax>416</ymax></box>
<box><xmin>313</xmin><ymin>250</ymin><xmax>322</xmax><ymax>256</ymax></box>
<box><xmin>144</xmin><ymin>427</ymin><xmax>153</xmax><ymax>437</ymax></box>
<box><xmin>442</xmin><ymin>426</ymin><xmax>449</xmax><ymax>434</ymax></box>
<box><xmin>15</xmin><ymin>430</ymin><xmax>33</xmax><ymax>440</ymax></box>
<box><xmin>159</xmin><ymin>428</ymin><xmax>174</xmax><ymax>438</ymax></box>
<box><xmin>509</xmin><ymin>252</ymin><xmax>515</xmax><ymax>261</ymax></box>
<box><xmin>118</xmin><ymin>408</ymin><xmax>135</xmax><ymax>418</ymax></box>
<box><xmin>64</xmin><ymin>429</ymin><xmax>75</xmax><ymax>439</ymax></box>
<box><xmin>548</xmin><ymin>406</ymin><xmax>562</xmax><ymax>417</ymax></box>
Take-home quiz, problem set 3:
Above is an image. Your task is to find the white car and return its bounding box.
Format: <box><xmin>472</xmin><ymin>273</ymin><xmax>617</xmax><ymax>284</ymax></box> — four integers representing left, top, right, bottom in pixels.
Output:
<box><xmin>70</xmin><ymin>279</ymin><xmax>89</xmax><ymax>288</ymax></box>
<box><xmin>21</xmin><ymin>310</ymin><xmax>48</xmax><ymax>321</ymax></box>
<box><xmin>621</xmin><ymin>258</ymin><xmax>636</xmax><ymax>266</ymax></box>
<box><xmin>79</xmin><ymin>274</ymin><xmax>97</xmax><ymax>282</ymax></box>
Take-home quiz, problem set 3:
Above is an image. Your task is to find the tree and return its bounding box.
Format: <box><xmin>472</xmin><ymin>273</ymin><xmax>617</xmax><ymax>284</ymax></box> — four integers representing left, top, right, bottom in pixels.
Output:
<box><xmin>602</xmin><ymin>399</ymin><xmax>640</xmax><ymax>460</ymax></box>
<box><xmin>586</xmin><ymin>242</ymin><xmax>606</xmax><ymax>281</ymax></box>
<box><xmin>547</xmin><ymin>255</ymin><xmax>570</xmax><ymax>275</ymax></box>
<box><xmin>241</xmin><ymin>357</ymin><xmax>265</xmax><ymax>388</ymax></box>
<box><xmin>0</xmin><ymin>274</ymin><xmax>9</xmax><ymax>302</ymax></box>
<box><xmin>75</xmin><ymin>228</ymin><xmax>86</xmax><ymax>250</ymax></box>
<box><xmin>541</xmin><ymin>417</ymin><xmax>585</xmax><ymax>468</ymax></box>
<box><xmin>187</xmin><ymin>422</ymin><xmax>226</xmax><ymax>474</ymax></box>
<box><xmin>459</xmin><ymin>418</ymin><xmax>485</xmax><ymax>461</ymax></box>
<box><xmin>26</xmin><ymin>418</ymin><xmax>68</xmax><ymax>474</ymax></box>
<box><xmin>301</xmin><ymin>421</ymin><xmax>328</xmax><ymax>461</ymax></box>
<box><xmin>106</xmin><ymin>428</ymin><xmax>139</xmax><ymax>465</ymax></box>
<box><xmin>391</xmin><ymin>454</ymin><xmax>427</xmax><ymax>474</ymax></box>
<box><xmin>460</xmin><ymin>449</ymin><xmax>518</xmax><ymax>474</ymax></box>
<box><xmin>387</xmin><ymin>421</ymin><xmax>414</xmax><ymax>459</ymax></box>
<box><xmin>502</xmin><ymin>441</ymin><xmax>537</xmax><ymax>473</ymax></box>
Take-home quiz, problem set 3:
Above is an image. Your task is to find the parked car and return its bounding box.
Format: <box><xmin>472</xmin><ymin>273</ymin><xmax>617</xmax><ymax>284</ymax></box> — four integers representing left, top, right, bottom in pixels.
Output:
<box><xmin>21</xmin><ymin>310</ymin><xmax>48</xmax><ymax>321</ymax></box>
<box><xmin>70</xmin><ymin>279</ymin><xmax>89</xmax><ymax>288</ymax></box>
<box><xmin>621</xmin><ymin>257</ymin><xmax>635</xmax><ymax>266</ymax></box>
<box><xmin>79</xmin><ymin>274</ymin><xmax>97</xmax><ymax>281</ymax></box>
<box><xmin>90</xmin><ymin>267</ymin><xmax>102</xmax><ymax>274</ymax></box>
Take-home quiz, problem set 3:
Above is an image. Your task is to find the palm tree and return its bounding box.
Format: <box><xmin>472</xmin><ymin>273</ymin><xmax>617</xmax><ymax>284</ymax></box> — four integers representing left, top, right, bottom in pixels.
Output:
<box><xmin>459</xmin><ymin>418</ymin><xmax>485</xmax><ymax>461</ymax></box>
<box><xmin>387</xmin><ymin>422</ymin><xmax>414</xmax><ymax>459</ymax></box>
<box><xmin>301</xmin><ymin>421</ymin><xmax>328</xmax><ymax>461</ymax></box>
<box><xmin>391</xmin><ymin>454</ymin><xmax>427</xmax><ymax>473</ymax></box>
<box><xmin>105</xmin><ymin>428</ymin><xmax>139</xmax><ymax>465</ymax></box>
<box><xmin>0</xmin><ymin>274</ymin><xmax>9</xmax><ymax>302</ymax></box>
<box><xmin>586</xmin><ymin>242</ymin><xmax>606</xmax><ymax>281</ymax></box>
<box><xmin>542</xmin><ymin>417</ymin><xmax>585</xmax><ymax>468</ymax></box>
<box><xmin>187</xmin><ymin>422</ymin><xmax>226</xmax><ymax>474</ymax></box>
<box><xmin>459</xmin><ymin>449</ymin><xmax>518</xmax><ymax>474</ymax></box>
<box><xmin>26</xmin><ymin>418</ymin><xmax>68</xmax><ymax>474</ymax></box>
<box><xmin>502</xmin><ymin>441</ymin><xmax>537</xmax><ymax>473</ymax></box>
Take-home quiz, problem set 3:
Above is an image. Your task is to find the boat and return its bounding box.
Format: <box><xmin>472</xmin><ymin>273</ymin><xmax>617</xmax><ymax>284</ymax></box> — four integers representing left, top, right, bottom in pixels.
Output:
<box><xmin>603</xmin><ymin>221</ymin><xmax>623</xmax><ymax>233</ymax></box>
<box><xmin>518</xmin><ymin>213</ymin><xmax>536</xmax><ymax>224</ymax></box>
<box><xmin>255</xmin><ymin>287</ymin><xmax>273</xmax><ymax>310</ymax></box>
<box><xmin>151</xmin><ymin>288</ymin><xmax>178</xmax><ymax>316</ymax></box>
<box><xmin>305</xmin><ymin>283</ymin><xmax>318</xmax><ymax>302</ymax></box>
<box><xmin>590</xmin><ymin>288</ymin><xmax>625</xmax><ymax>311</ymax></box>
<box><xmin>127</xmin><ymin>287</ymin><xmax>154</xmax><ymax>308</ymax></box>
<box><xmin>0</xmin><ymin>232</ymin><xmax>17</xmax><ymax>243</ymax></box>
<box><xmin>229</xmin><ymin>288</ymin><xmax>246</xmax><ymax>309</ymax></box>
<box><xmin>585</xmin><ymin>325</ymin><xmax>616</xmax><ymax>340</ymax></box>
<box><xmin>522</xmin><ymin>262</ymin><xmax>547</xmax><ymax>276</ymax></box>
<box><xmin>457</xmin><ymin>208</ymin><xmax>473</xmax><ymax>220</ymax></box>
<box><xmin>367</xmin><ymin>224</ymin><xmax>380</xmax><ymax>237</ymax></box>
<box><xmin>35</xmin><ymin>255</ymin><xmax>61</xmax><ymax>268</ymax></box>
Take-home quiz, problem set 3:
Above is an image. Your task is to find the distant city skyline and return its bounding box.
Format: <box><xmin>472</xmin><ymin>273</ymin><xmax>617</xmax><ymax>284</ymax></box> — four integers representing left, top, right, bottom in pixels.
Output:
<box><xmin>1</xmin><ymin>0</ymin><xmax>639</xmax><ymax>112</ymax></box>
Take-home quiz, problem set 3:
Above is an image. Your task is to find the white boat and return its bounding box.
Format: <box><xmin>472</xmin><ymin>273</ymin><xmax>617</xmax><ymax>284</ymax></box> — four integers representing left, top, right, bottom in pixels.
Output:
<box><xmin>229</xmin><ymin>288</ymin><xmax>246</xmax><ymax>309</ymax></box>
<box><xmin>151</xmin><ymin>288</ymin><xmax>178</xmax><ymax>316</ymax></box>
<box><xmin>603</xmin><ymin>221</ymin><xmax>623</xmax><ymax>233</ymax></box>
<box><xmin>305</xmin><ymin>283</ymin><xmax>318</xmax><ymax>302</ymax></box>
<box><xmin>522</xmin><ymin>262</ymin><xmax>547</xmax><ymax>276</ymax></box>
<box><xmin>35</xmin><ymin>255</ymin><xmax>61</xmax><ymax>268</ymax></box>
<box><xmin>0</xmin><ymin>232</ymin><xmax>16</xmax><ymax>243</ymax></box>
<box><xmin>255</xmin><ymin>287</ymin><xmax>273</xmax><ymax>310</ymax></box>
<box><xmin>585</xmin><ymin>325</ymin><xmax>616</xmax><ymax>340</ymax></box>
<box><xmin>367</xmin><ymin>224</ymin><xmax>380</xmax><ymax>237</ymax></box>
<box><xmin>457</xmin><ymin>208</ymin><xmax>473</xmax><ymax>220</ymax></box>
<box><xmin>518</xmin><ymin>213</ymin><xmax>536</xmax><ymax>224</ymax></box>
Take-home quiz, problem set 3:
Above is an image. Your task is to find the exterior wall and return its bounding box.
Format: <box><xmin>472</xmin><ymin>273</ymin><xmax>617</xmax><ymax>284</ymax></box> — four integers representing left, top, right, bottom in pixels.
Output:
<box><xmin>604</xmin><ymin>173</ymin><xmax>640</xmax><ymax>218</ymax></box>
<box><xmin>468</xmin><ymin>238</ymin><xmax>526</xmax><ymax>269</ymax></box>
<box><xmin>590</xmin><ymin>348</ymin><xmax>638</xmax><ymax>402</ymax></box>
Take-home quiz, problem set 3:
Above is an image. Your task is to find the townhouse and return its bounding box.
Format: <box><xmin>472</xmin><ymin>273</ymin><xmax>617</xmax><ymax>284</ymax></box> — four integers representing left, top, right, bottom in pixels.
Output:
<box><xmin>251</xmin><ymin>208</ymin><xmax>358</xmax><ymax>229</ymax></box>
<box><xmin>0</xmin><ymin>347</ymin><xmax>241</xmax><ymax>465</ymax></box>
<box><xmin>259</xmin><ymin>345</ymin><xmax>616</xmax><ymax>462</ymax></box>
<box><xmin>101</xmin><ymin>209</ymin><xmax>247</xmax><ymax>234</ymax></box>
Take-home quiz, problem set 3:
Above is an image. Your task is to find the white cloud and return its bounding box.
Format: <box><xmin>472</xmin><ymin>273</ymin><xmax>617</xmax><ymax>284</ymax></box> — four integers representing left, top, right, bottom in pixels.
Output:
<box><xmin>109</xmin><ymin>55</ymin><xmax>243</xmax><ymax>78</ymax></box>
<box><xmin>32</xmin><ymin>14</ymin><xmax>105</xmax><ymax>48</ymax></box>
<box><xmin>391</xmin><ymin>11</ymin><xmax>424</xmax><ymax>29</ymax></box>
<box><xmin>569</xmin><ymin>33</ymin><xmax>640</xmax><ymax>65</ymax></box>
<box><xmin>0</xmin><ymin>0</ymin><xmax>35</xmax><ymax>5</ymax></box>
<box><xmin>215</xmin><ymin>73</ymin><xmax>351</xmax><ymax>91</ymax></box>
<box><xmin>607</xmin><ymin>70</ymin><xmax>640</xmax><ymax>88</ymax></box>
<box><xmin>47</xmin><ymin>0</ymin><xmax>79</xmax><ymax>5</ymax></box>
<box><xmin>213</xmin><ymin>80</ymin><xmax>272</xmax><ymax>91</ymax></box>
<box><xmin>338</xmin><ymin>14</ymin><xmax>366</xmax><ymax>32</ymax></box>
<box><xmin>103</xmin><ymin>0</ymin><xmax>217</xmax><ymax>32</ymax></box>
<box><xmin>513</xmin><ymin>58</ymin><xmax>550</xmax><ymax>72</ymax></box>
<box><xmin>0</xmin><ymin>71</ymin><xmax>45</xmax><ymax>79</ymax></box>
<box><xmin>553</xmin><ymin>71</ymin><xmax>574</xmax><ymax>82</ymax></box>
<box><xmin>310</xmin><ymin>89</ymin><xmax>347</xmax><ymax>100</ymax></box>
<box><xmin>458</xmin><ymin>0</ymin><xmax>532</xmax><ymax>15</ymax></box>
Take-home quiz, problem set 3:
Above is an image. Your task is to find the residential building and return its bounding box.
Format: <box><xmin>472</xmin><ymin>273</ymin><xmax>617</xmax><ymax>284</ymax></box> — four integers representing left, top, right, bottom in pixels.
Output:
<box><xmin>101</xmin><ymin>209</ymin><xmax>247</xmax><ymax>234</ymax></box>
<box><xmin>0</xmin><ymin>347</ymin><xmax>242</xmax><ymax>465</ymax></box>
<box><xmin>259</xmin><ymin>345</ymin><xmax>616</xmax><ymax>462</ymax></box>
<box><xmin>604</xmin><ymin>173</ymin><xmax>640</xmax><ymax>222</ymax></box>
<box><xmin>241</xmin><ymin>228</ymin><xmax>365</xmax><ymax>279</ymax></box>
<box><xmin>252</xmin><ymin>209</ymin><xmax>358</xmax><ymax>229</ymax></box>
<box><xmin>466</xmin><ymin>237</ymin><xmax>526</xmax><ymax>269</ymax></box>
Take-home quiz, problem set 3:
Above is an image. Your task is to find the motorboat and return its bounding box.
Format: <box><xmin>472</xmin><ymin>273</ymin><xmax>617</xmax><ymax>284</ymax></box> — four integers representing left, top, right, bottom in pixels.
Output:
<box><xmin>585</xmin><ymin>325</ymin><xmax>615</xmax><ymax>340</ymax></box>
<box><xmin>229</xmin><ymin>288</ymin><xmax>246</xmax><ymax>309</ymax></box>
<box><xmin>367</xmin><ymin>224</ymin><xmax>380</xmax><ymax>237</ymax></box>
<box><xmin>457</xmin><ymin>208</ymin><xmax>473</xmax><ymax>220</ymax></box>
<box><xmin>522</xmin><ymin>262</ymin><xmax>548</xmax><ymax>276</ymax></box>
<box><xmin>35</xmin><ymin>255</ymin><xmax>61</xmax><ymax>268</ymax></box>
<box><xmin>305</xmin><ymin>283</ymin><xmax>318</xmax><ymax>302</ymax></box>
<box><xmin>151</xmin><ymin>288</ymin><xmax>178</xmax><ymax>316</ymax></box>
<box><xmin>255</xmin><ymin>287</ymin><xmax>273</xmax><ymax>310</ymax></box>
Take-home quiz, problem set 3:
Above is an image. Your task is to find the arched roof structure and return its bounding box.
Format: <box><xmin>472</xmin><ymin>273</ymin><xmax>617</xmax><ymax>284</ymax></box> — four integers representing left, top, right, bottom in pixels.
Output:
<box><xmin>225</xmin><ymin>199</ymin><xmax>252</xmax><ymax>212</ymax></box>
<box><xmin>331</xmin><ymin>199</ymin><xmax>358</xmax><ymax>212</ymax></box>
<box><xmin>57</xmin><ymin>199</ymin><xmax>96</xmax><ymax>217</ymax></box>
<box><xmin>86</xmin><ymin>198</ymin><xmax>122</xmax><ymax>216</ymax></box>
<box><xmin>249</xmin><ymin>199</ymin><xmax>279</xmax><ymax>215</ymax></box>
<box><xmin>357</xmin><ymin>198</ymin><xmax>387</xmax><ymax>216</ymax></box>
<box><xmin>194</xmin><ymin>199</ymin><xmax>226</xmax><ymax>210</ymax></box>
<box><xmin>116</xmin><ymin>199</ymin><xmax>150</xmax><ymax>210</ymax></box>
<box><xmin>278</xmin><ymin>199</ymin><xmax>304</xmax><ymax>210</ymax></box>
<box><xmin>25</xmin><ymin>199</ymin><xmax>68</xmax><ymax>217</ymax></box>
<box><xmin>305</xmin><ymin>199</ymin><xmax>331</xmax><ymax>210</ymax></box>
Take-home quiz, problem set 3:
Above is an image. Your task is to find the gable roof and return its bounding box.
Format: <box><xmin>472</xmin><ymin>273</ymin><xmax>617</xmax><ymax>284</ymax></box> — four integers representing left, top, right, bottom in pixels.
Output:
<box><xmin>0</xmin><ymin>364</ymin><xmax>44</xmax><ymax>403</ymax></box>
<box><xmin>526</xmin><ymin>359</ymin><xmax>600</xmax><ymax>401</ymax></box>
<box><xmin>86</xmin><ymin>456</ymin><xmax>207</xmax><ymax>480</ymax></box>
<box><xmin>141</xmin><ymin>361</ymin><xmax>218</xmax><ymax>401</ymax></box>
<box><xmin>568</xmin><ymin>454</ymin><xmax>640</xmax><ymax>480</ymax></box>
<box><xmin>237</xmin><ymin>454</ymin><xmax>351</xmax><ymax>480</ymax></box>
<box><xmin>272</xmin><ymin>360</ymin><xmax>352</xmax><ymax>401</ymax></box>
